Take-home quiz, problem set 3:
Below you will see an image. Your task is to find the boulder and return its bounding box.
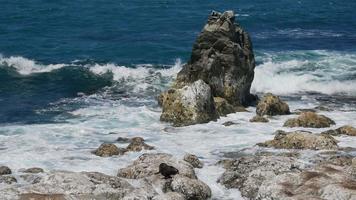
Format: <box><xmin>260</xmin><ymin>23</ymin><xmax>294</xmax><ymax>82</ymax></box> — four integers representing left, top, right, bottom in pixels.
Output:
<box><xmin>258</xmin><ymin>130</ymin><xmax>338</xmax><ymax>150</ymax></box>
<box><xmin>173</xmin><ymin>11</ymin><xmax>256</xmax><ymax>106</ymax></box>
<box><xmin>322</xmin><ymin>125</ymin><xmax>356</xmax><ymax>136</ymax></box>
<box><xmin>92</xmin><ymin>143</ymin><xmax>127</xmax><ymax>157</ymax></box>
<box><xmin>284</xmin><ymin>112</ymin><xmax>335</xmax><ymax>128</ymax></box>
<box><xmin>126</xmin><ymin>137</ymin><xmax>154</xmax><ymax>152</ymax></box>
<box><xmin>214</xmin><ymin>97</ymin><xmax>235</xmax><ymax>116</ymax></box>
<box><xmin>183</xmin><ymin>154</ymin><xmax>203</xmax><ymax>168</ymax></box>
<box><xmin>249</xmin><ymin>115</ymin><xmax>269</xmax><ymax>123</ymax></box>
<box><xmin>0</xmin><ymin>176</ymin><xmax>17</xmax><ymax>184</ymax></box>
<box><xmin>117</xmin><ymin>153</ymin><xmax>196</xmax><ymax>179</ymax></box>
<box><xmin>171</xmin><ymin>175</ymin><xmax>212</xmax><ymax>200</ymax></box>
<box><xmin>256</xmin><ymin>93</ymin><xmax>290</xmax><ymax>116</ymax></box>
<box><xmin>0</xmin><ymin>166</ymin><xmax>12</xmax><ymax>175</ymax></box>
<box><xmin>160</xmin><ymin>80</ymin><xmax>218</xmax><ymax>126</ymax></box>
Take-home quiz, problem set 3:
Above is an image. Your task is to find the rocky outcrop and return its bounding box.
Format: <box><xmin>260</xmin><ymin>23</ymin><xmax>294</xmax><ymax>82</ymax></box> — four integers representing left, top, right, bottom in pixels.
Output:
<box><xmin>258</xmin><ymin>130</ymin><xmax>338</xmax><ymax>150</ymax></box>
<box><xmin>249</xmin><ymin>115</ymin><xmax>269</xmax><ymax>123</ymax></box>
<box><xmin>160</xmin><ymin>80</ymin><xmax>218</xmax><ymax>126</ymax></box>
<box><xmin>117</xmin><ymin>153</ymin><xmax>211</xmax><ymax>200</ymax></box>
<box><xmin>256</xmin><ymin>93</ymin><xmax>290</xmax><ymax>116</ymax></box>
<box><xmin>159</xmin><ymin>11</ymin><xmax>257</xmax><ymax>126</ymax></box>
<box><xmin>183</xmin><ymin>154</ymin><xmax>203</xmax><ymax>168</ymax></box>
<box><xmin>174</xmin><ymin>11</ymin><xmax>256</xmax><ymax>106</ymax></box>
<box><xmin>92</xmin><ymin>143</ymin><xmax>127</xmax><ymax>157</ymax></box>
<box><xmin>219</xmin><ymin>149</ymin><xmax>356</xmax><ymax>200</ymax></box>
<box><xmin>126</xmin><ymin>137</ymin><xmax>154</xmax><ymax>152</ymax></box>
<box><xmin>0</xmin><ymin>166</ymin><xmax>12</xmax><ymax>175</ymax></box>
<box><xmin>284</xmin><ymin>112</ymin><xmax>335</xmax><ymax>128</ymax></box>
<box><xmin>322</xmin><ymin>125</ymin><xmax>356</xmax><ymax>136</ymax></box>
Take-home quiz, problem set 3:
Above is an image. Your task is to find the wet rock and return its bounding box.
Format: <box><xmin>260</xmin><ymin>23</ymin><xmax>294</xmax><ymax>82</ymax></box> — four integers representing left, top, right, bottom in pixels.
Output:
<box><xmin>126</xmin><ymin>137</ymin><xmax>154</xmax><ymax>152</ymax></box>
<box><xmin>117</xmin><ymin>153</ymin><xmax>196</xmax><ymax>179</ymax></box>
<box><xmin>20</xmin><ymin>174</ymin><xmax>42</xmax><ymax>184</ymax></box>
<box><xmin>218</xmin><ymin>155</ymin><xmax>300</xmax><ymax>199</ymax></box>
<box><xmin>249</xmin><ymin>115</ymin><xmax>269</xmax><ymax>123</ymax></box>
<box><xmin>173</xmin><ymin>11</ymin><xmax>256</xmax><ymax>106</ymax></box>
<box><xmin>0</xmin><ymin>166</ymin><xmax>12</xmax><ymax>175</ymax></box>
<box><xmin>184</xmin><ymin>154</ymin><xmax>203</xmax><ymax>168</ymax></box>
<box><xmin>256</xmin><ymin>93</ymin><xmax>290</xmax><ymax>116</ymax></box>
<box><xmin>258</xmin><ymin>130</ymin><xmax>338</xmax><ymax>150</ymax></box>
<box><xmin>0</xmin><ymin>176</ymin><xmax>17</xmax><ymax>184</ymax></box>
<box><xmin>23</xmin><ymin>167</ymin><xmax>44</xmax><ymax>174</ymax></box>
<box><xmin>92</xmin><ymin>143</ymin><xmax>127</xmax><ymax>157</ymax></box>
<box><xmin>322</xmin><ymin>125</ymin><xmax>356</xmax><ymax>136</ymax></box>
<box><xmin>222</xmin><ymin>121</ymin><xmax>238</xmax><ymax>126</ymax></box>
<box><xmin>284</xmin><ymin>112</ymin><xmax>335</xmax><ymax>128</ymax></box>
<box><xmin>171</xmin><ymin>175</ymin><xmax>211</xmax><ymax>200</ymax></box>
<box><xmin>152</xmin><ymin>192</ymin><xmax>185</xmax><ymax>200</ymax></box>
<box><xmin>160</xmin><ymin>80</ymin><xmax>219</xmax><ymax>126</ymax></box>
<box><xmin>214</xmin><ymin>97</ymin><xmax>235</xmax><ymax>116</ymax></box>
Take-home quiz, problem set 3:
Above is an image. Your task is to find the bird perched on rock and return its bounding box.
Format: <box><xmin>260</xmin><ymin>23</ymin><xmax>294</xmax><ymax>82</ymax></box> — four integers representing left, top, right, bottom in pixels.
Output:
<box><xmin>157</xmin><ymin>163</ymin><xmax>179</xmax><ymax>179</ymax></box>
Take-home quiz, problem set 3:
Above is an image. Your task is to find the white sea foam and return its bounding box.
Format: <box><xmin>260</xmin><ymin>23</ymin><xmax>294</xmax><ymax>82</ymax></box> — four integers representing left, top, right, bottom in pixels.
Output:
<box><xmin>251</xmin><ymin>50</ymin><xmax>356</xmax><ymax>95</ymax></box>
<box><xmin>0</xmin><ymin>55</ymin><xmax>66</xmax><ymax>75</ymax></box>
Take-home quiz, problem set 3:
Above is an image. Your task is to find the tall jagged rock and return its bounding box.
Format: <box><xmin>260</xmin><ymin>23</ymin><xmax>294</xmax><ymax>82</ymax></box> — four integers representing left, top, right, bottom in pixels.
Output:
<box><xmin>174</xmin><ymin>10</ymin><xmax>256</xmax><ymax>106</ymax></box>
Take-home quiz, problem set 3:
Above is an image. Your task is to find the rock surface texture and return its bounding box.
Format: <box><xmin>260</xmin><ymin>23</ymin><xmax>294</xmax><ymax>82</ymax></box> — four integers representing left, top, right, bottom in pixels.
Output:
<box><xmin>322</xmin><ymin>125</ymin><xmax>356</xmax><ymax>136</ymax></box>
<box><xmin>256</xmin><ymin>93</ymin><xmax>290</xmax><ymax>116</ymax></box>
<box><xmin>159</xmin><ymin>10</ymin><xmax>256</xmax><ymax>126</ymax></box>
<box><xmin>284</xmin><ymin>112</ymin><xmax>335</xmax><ymax>128</ymax></box>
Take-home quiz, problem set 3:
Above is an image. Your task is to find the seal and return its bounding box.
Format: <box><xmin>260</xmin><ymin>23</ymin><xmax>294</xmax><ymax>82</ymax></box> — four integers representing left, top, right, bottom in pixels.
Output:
<box><xmin>157</xmin><ymin>163</ymin><xmax>179</xmax><ymax>179</ymax></box>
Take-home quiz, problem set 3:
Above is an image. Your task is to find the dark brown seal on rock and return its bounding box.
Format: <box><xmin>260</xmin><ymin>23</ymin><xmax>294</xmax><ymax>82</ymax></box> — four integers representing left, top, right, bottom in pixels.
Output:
<box><xmin>158</xmin><ymin>163</ymin><xmax>179</xmax><ymax>179</ymax></box>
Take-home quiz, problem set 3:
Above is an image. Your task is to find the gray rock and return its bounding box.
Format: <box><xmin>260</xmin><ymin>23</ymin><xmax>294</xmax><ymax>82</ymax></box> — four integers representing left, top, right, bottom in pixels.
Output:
<box><xmin>160</xmin><ymin>80</ymin><xmax>219</xmax><ymax>126</ymax></box>
<box><xmin>222</xmin><ymin>121</ymin><xmax>238</xmax><ymax>126</ymax></box>
<box><xmin>0</xmin><ymin>166</ymin><xmax>11</xmax><ymax>175</ymax></box>
<box><xmin>258</xmin><ymin>130</ymin><xmax>338</xmax><ymax>150</ymax></box>
<box><xmin>153</xmin><ymin>192</ymin><xmax>185</xmax><ymax>200</ymax></box>
<box><xmin>174</xmin><ymin>11</ymin><xmax>256</xmax><ymax>106</ymax></box>
<box><xmin>183</xmin><ymin>154</ymin><xmax>203</xmax><ymax>168</ymax></box>
<box><xmin>171</xmin><ymin>175</ymin><xmax>212</xmax><ymax>200</ymax></box>
<box><xmin>0</xmin><ymin>175</ymin><xmax>17</xmax><ymax>184</ymax></box>
<box><xmin>249</xmin><ymin>115</ymin><xmax>269</xmax><ymax>123</ymax></box>
<box><xmin>23</xmin><ymin>167</ymin><xmax>44</xmax><ymax>174</ymax></box>
<box><xmin>117</xmin><ymin>153</ymin><xmax>196</xmax><ymax>179</ymax></box>
<box><xmin>256</xmin><ymin>93</ymin><xmax>290</xmax><ymax>116</ymax></box>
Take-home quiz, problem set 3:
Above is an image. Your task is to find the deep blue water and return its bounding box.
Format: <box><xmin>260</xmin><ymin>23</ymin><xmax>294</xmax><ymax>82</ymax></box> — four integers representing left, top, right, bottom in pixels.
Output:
<box><xmin>0</xmin><ymin>0</ymin><xmax>356</xmax><ymax>124</ymax></box>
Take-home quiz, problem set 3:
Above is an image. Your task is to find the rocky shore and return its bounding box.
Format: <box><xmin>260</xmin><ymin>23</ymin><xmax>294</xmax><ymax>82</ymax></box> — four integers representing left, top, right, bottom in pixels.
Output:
<box><xmin>1</xmin><ymin>10</ymin><xmax>356</xmax><ymax>200</ymax></box>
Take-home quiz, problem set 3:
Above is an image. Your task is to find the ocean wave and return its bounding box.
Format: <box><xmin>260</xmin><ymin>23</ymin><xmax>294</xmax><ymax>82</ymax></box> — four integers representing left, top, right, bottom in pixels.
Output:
<box><xmin>251</xmin><ymin>50</ymin><xmax>356</xmax><ymax>95</ymax></box>
<box><xmin>255</xmin><ymin>28</ymin><xmax>344</xmax><ymax>39</ymax></box>
<box><xmin>0</xmin><ymin>55</ymin><xmax>66</xmax><ymax>75</ymax></box>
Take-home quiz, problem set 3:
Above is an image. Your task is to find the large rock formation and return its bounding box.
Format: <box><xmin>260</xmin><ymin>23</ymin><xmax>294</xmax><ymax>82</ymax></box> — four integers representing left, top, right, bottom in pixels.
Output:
<box><xmin>174</xmin><ymin>11</ymin><xmax>256</xmax><ymax>106</ymax></box>
<box><xmin>159</xmin><ymin>10</ymin><xmax>256</xmax><ymax>126</ymax></box>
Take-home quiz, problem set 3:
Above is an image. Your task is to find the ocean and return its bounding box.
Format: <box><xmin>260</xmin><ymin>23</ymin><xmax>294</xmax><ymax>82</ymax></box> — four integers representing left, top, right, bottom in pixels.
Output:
<box><xmin>0</xmin><ymin>0</ymin><xmax>356</xmax><ymax>199</ymax></box>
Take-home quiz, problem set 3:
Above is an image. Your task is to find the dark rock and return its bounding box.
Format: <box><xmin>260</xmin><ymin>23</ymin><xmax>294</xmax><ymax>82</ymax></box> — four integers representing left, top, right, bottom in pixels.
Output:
<box><xmin>256</xmin><ymin>93</ymin><xmax>290</xmax><ymax>116</ymax></box>
<box><xmin>284</xmin><ymin>112</ymin><xmax>335</xmax><ymax>128</ymax></box>
<box><xmin>222</xmin><ymin>121</ymin><xmax>238</xmax><ymax>126</ymax></box>
<box><xmin>92</xmin><ymin>143</ymin><xmax>127</xmax><ymax>157</ymax></box>
<box><xmin>214</xmin><ymin>97</ymin><xmax>235</xmax><ymax>116</ymax></box>
<box><xmin>249</xmin><ymin>115</ymin><xmax>269</xmax><ymax>123</ymax></box>
<box><xmin>116</xmin><ymin>137</ymin><xmax>132</xmax><ymax>143</ymax></box>
<box><xmin>126</xmin><ymin>137</ymin><xmax>154</xmax><ymax>152</ymax></box>
<box><xmin>0</xmin><ymin>175</ymin><xmax>17</xmax><ymax>184</ymax></box>
<box><xmin>183</xmin><ymin>154</ymin><xmax>203</xmax><ymax>168</ymax></box>
<box><xmin>0</xmin><ymin>166</ymin><xmax>11</xmax><ymax>175</ymax></box>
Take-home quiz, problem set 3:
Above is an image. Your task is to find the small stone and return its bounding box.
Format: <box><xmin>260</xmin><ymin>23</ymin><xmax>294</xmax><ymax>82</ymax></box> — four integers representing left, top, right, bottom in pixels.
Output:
<box><xmin>0</xmin><ymin>166</ymin><xmax>11</xmax><ymax>175</ymax></box>
<box><xmin>92</xmin><ymin>143</ymin><xmax>127</xmax><ymax>157</ymax></box>
<box><xmin>222</xmin><ymin>121</ymin><xmax>238</xmax><ymax>126</ymax></box>
<box><xmin>249</xmin><ymin>115</ymin><xmax>269</xmax><ymax>123</ymax></box>
<box><xmin>284</xmin><ymin>112</ymin><xmax>335</xmax><ymax>128</ymax></box>
<box><xmin>23</xmin><ymin>167</ymin><xmax>44</xmax><ymax>174</ymax></box>
<box><xmin>256</xmin><ymin>93</ymin><xmax>290</xmax><ymax>116</ymax></box>
<box><xmin>126</xmin><ymin>137</ymin><xmax>154</xmax><ymax>152</ymax></box>
<box><xmin>184</xmin><ymin>154</ymin><xmax>203</xmax><ymax>168</ymax></box>
<box><xmin>116</xmin><ymin>137</ymin><xmax>132</xmax><ymax>143</ymax></box>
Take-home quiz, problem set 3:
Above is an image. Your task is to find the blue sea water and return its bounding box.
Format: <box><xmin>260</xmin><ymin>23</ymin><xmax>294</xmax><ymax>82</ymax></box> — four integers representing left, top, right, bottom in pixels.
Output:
<box><xmin>0</xmin><ymin>1</ymin><xmax>356</xmax><ymax>198</ymax></box>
